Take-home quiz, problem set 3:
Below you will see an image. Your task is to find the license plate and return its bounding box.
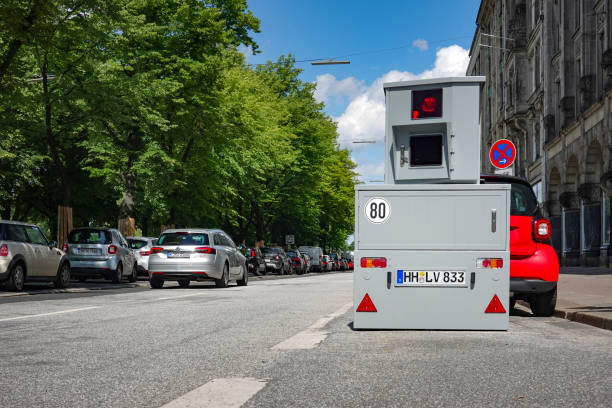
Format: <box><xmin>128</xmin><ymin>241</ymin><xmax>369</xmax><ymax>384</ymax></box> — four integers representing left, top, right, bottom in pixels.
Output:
<box><xmin>264</xmin><ymin>258</ymin><xmax>271</xmax><ymax>262</ymax></box>
<box><xmin>76</xmin><ymin>248</ymin><xmax>98</xmax><ymax>255</ymax></box>
<box><xmin>395</xmin><ymin>270</ymin><xmax>467</xmax><ymax>287</ymax></box>
<box><xmin>167</xmin><ymin>252</ymin><xmax>190</xmax><ymax>258</ymax></box>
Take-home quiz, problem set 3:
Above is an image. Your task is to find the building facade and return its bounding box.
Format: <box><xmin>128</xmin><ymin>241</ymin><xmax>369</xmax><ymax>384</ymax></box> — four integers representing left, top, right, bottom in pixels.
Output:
<box><xmin>468</xmin><ymin>0</ymin><xmax>611</xmax><ymax>266</ymax></box>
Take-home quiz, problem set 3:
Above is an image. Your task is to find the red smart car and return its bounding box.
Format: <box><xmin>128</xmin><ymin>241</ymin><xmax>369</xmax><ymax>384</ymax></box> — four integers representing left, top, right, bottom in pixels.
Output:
<box><xmin>481</xmin><ymin>174</ymin><xmax>559</xmax><ymax>316</ymax></box>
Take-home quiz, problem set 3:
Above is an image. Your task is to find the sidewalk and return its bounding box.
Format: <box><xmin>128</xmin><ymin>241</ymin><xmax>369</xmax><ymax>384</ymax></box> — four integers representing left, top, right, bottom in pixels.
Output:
<box><xmin>553</xmin><ymin>266</ymin><xmax>612</xmax><ymax>331</ymax></box>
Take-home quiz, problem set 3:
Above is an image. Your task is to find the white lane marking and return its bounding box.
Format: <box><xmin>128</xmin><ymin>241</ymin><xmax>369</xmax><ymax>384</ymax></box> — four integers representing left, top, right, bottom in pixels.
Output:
<box><xmin>0</xmin><ymin>306</ymin><xmax>99</xmax><ymax>322</ymax></box>
<box><xmin>272</xmin><ymin>302</ymin><xmax>353</xmax><ymax>350</ymax></box>
<box><xmin>160</xmin><ymin>378</ymin><xmax>267</xmax><ymax>408</ymax></box>
<box><xmin>157</xmin><ymin>293</ymin><xmax>207</xmax><ymax>301</ymax></box>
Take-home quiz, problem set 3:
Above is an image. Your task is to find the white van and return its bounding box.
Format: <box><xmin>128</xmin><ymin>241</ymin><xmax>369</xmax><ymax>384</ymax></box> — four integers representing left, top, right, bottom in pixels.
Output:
<box><xmin>298</xmin><ymin>246</ymin><xmax>323</xmax><ymax>271</ymax></box>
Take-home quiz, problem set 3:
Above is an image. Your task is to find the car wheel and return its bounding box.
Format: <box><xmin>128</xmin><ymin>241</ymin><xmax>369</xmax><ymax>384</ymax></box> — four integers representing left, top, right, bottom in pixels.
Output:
<box><xmin>6</xmin><ymin>262</ymin><xmax>25</xmax><ymax>291</ymax></box>
<box><xmin>215</xmin><ymin>263</ymin><xmax>229</xmax><ymax>288</ymax></box>
<box><xmin>530</xmin><ymin>287</ymin><xmax>557</xmax><ymax>317</ymax></box>
<box><xmin>261</xmin><ymin>265</ymin><xmax>267</xmax><ymax>276</ymax></box>
<box><xmin>111</xmin><ymin>263</ymin><xmax>123</xmax><ymax>284</ymax></box>
<box><xmin>53</xmin><ymin>262</ymin><xmax>70</xmax><ymax>289</ymax></box>
<box><xmin>127</xmin><ymin>263</ymin><xmax>137</xmax><ymax>283</ymax></box>
<box><xmin>178</xmin><ymin>279</ymin><xmax>190</xmax><ymax>287</ymax></box>
<box><xmin>150</xmin><ymin>278</ymin><xmax>164</xmax><ymax>289</ymax></box>
<box><xmin>509</xmin><ymin>298</ymin><xmax>516</xmax><ymax>311</ymax></box>
<box><xmin>237</xmin><ymin>264</ymin><xmax>248</xmax><ymax>286</ymax></box>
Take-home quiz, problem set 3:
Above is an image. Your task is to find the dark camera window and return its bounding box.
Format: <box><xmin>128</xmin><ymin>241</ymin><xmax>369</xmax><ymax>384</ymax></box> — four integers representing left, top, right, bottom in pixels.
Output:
<box><xmin>412</xmin><ymin>89</ymin><xmax>443</xmax><ymax>119</ymax></box>
<box><xmin>410</xmin><ymin>134</ymin><xmax>443</xmax><ymax>166</ymax></box>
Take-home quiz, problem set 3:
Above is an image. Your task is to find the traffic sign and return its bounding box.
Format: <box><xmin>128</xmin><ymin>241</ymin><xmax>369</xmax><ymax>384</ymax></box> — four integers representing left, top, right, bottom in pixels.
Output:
<box><xmin>489</xmin><ymin>139</ymin><xmax>516</xmax><ymax>169</ymax></box>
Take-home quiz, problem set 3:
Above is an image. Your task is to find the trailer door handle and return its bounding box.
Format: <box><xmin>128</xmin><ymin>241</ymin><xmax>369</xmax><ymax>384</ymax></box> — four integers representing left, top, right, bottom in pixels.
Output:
<box><xmin>400</xmin><ymin>144</ymin><xmax>406</xmax><ymax>167</ymax></box>
<box><xmin>491</xmin><ymin>209</ymin><xmax>496</xmax><ymax>233</ymax></box>
<box><xmin>387</xmin><ymin>271</ymin><xmax>391</xmax><ymax>289</ymax></box>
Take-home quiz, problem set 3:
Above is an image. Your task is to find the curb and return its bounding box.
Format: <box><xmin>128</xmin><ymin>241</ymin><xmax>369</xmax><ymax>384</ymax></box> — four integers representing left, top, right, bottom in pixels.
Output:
<box><xmin>0</xmin><ymin>282</ymin><xmax>143</xmax><ymax>298</ymax></box>
<box><xmin>553</xmin><ymin>308</ymin><xmax>612</xmax><ymax>331</ymax></box>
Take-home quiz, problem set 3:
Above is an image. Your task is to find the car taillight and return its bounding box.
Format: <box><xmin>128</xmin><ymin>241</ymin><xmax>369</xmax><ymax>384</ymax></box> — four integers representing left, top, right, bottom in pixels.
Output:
<box><xmin>150</xmin><ymin>247</ymin><xmax>163</xmax><ymax>254</ymax></box>
<box><xmin>533</xmin><ymin>218</ymin><xmax>551</xmax><ymax>242</ymax></box>
<box><xmin>62</xmin><ymin>243</ymin><xmax>69</xmax><ymax>253</ymax></box>
<box><xmin>108</xmin><ymin>245</ymin><xmax>118</xmax><ymax>254</ymax></box>
<box><xmin>140</xmin><ymin>251</ymin><xmax>150</xmax><ymax>256</ymax></box>
<box><xmin>477</xmin><ymin>258</ymin><xmax>504</xmax><ymax>268</ymax></box>
<box><xmin>195</xmin><ymin>247</ymin><xmax>216</xmax><ymax>254</ymax></box>
<box><xmin>292</xmin><ymin>257</ymin><xmax>299</xmax><ymax>261</ymax></box>
<box><xmin>360</xmin><ymin>257</ymin><xmax>387</xmax><ymax>268</ymax></box>
<box><xmin>274</xmin><ymin>255</ymin><xmax>280</xmax><ymax>260</ymax></box>
<box><xmin>251</xmin><ymin>249</ymin><xmax>255</xmax><ymax>257</ymax></box>
<box><xmin>0</xmin><ymin>244</ymin><xmax>8</xmax><ymax>257</ymax></box>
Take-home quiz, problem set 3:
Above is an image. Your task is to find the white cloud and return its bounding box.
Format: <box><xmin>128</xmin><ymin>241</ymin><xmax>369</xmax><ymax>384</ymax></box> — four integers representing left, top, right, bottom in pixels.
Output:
<box><xmin>412</xmin><ymin>38</ymin><xmax>428</xmax><ymax>51</ymax></box>
<box><xmin>238</xmin><ymin>44</ymin><xmax>254</xmax><ymax>61</ymax></box>
<box><xmin>331</xmin><ymin>45</ymin><xmax>469</xmax><ymax>150</ymax></box>
<box><xmin>355</xmin><ymin>161</ymin><xmax>385</xmax><ymax>182</ymax></box>
<box><xmin>313</xmin><ymin>73</ymin><xmax>365</xmax><ymax>103</ymax></box>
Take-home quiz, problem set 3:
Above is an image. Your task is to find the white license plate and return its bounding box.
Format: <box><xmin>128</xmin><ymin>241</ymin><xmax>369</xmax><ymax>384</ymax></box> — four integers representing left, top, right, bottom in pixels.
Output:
<box><xmin>395</xmin><ymin>270</ymin><xmax>467</xmax><ymax>287</ymax></box>
<box><xmin>76</xmin><ymin>248</ymin><xmax>98</xmax><ymax>255</ymax></box>
<box><xmin>167</xmin><ymin>252</ymin><xmax>190</xmax><ymax>258</ymax></box>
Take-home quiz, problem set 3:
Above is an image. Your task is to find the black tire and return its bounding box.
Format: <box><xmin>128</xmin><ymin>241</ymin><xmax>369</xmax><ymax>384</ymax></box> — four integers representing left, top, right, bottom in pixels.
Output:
<box><xmin>150</xmin><ymin>278</ymin><xmax>164</xmax><ymax>289</ymax></box>
<box><xmin>54</xmin><ymin>262</ymin><xmax>71</xmax><ymax>289</ymax></box>
<box><xmin>215</xmin><ymin>263</ymin><xmax>229</xmax><ymax>288</ymax></box>
<box><xmin>509</xmin><ymin>298</ymin><xmax>516</xmax><ymax>311</ymax></box>
<box><xmin>237</xmin><ymin>264</ymin><xmax>248</xmax><ymax>286</ymax></box>
<box><xmin>530</xmin><ymin>287</ymin><xmax>557</xmax><ymax>317</ymax></box>
<box><xmin>6</xmin><ymin>262</ymin><xmax>25</xmax><ymax>291</ymax></box>
<box><xmin>178</xmin><ymin>279</ymin><xmax>190</xmax><ymax>287</ymax></box>
<box><xmin>127</xmin><ymin>263</ymin><xmax>137</xmax><ymax>283</ymax></box>
<box><xmin>111</xmin><ymin>263</ymin><xmax>123</xmax><ymax>284</ymax></box>
<box><xmin>261</xmin><ymin>265</ymin><xmax>267</xmax><ymax>276</ymax></box>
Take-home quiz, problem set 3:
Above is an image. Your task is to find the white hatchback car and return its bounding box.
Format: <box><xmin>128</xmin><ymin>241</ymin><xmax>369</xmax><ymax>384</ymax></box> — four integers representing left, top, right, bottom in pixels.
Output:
<box><xmin>148</xmin><ymin>229</ymin><xmax>247</xmax><ymax>289</ymax></box>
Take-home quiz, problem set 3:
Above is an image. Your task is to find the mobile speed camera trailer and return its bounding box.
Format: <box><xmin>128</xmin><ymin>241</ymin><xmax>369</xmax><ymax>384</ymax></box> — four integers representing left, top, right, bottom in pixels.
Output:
<box><xmin>353</xmin><ymin>77</ymin><xmax>510</xmax><ymax>330</ymax></box>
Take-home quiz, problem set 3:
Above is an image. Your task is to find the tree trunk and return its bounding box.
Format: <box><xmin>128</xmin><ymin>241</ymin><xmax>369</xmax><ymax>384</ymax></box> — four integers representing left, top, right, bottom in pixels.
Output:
<box><xmin>57</xmin><ymin>206</ymin><xmax>72</xmax><ymax>248</ymax></box>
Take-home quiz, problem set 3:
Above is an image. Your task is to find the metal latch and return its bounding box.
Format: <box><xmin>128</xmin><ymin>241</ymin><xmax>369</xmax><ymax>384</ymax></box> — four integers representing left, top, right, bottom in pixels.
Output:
<box><xmin>491</xmin><ymin>209</ymin><xmax>496</xmax><ymax>232</ymax></box>
<box><xmin>400</xmin><ymin>144</ymin><xmax>406</xmax><ymax>167</ymax></box>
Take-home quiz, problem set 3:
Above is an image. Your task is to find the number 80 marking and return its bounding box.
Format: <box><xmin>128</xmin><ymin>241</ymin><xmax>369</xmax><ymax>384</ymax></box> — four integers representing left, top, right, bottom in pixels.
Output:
<box><xmin>364</xmin><ymin>197</ymin><xmax>391</xmax><ymax>224</ymax></box>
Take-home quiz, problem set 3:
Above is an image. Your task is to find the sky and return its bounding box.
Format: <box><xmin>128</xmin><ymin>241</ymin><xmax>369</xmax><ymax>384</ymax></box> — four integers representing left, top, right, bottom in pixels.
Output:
<box><xmin>244</xmin><ymin>0</ymin><xmax>482</xmax><ymax>183</ymax></box>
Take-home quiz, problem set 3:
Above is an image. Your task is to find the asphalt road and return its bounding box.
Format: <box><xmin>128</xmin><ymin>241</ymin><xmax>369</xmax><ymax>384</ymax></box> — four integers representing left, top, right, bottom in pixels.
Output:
<box><xmin>0</xmin><ymin>272</ymin><xmax>610</xmax><ymax>407</ymax></box>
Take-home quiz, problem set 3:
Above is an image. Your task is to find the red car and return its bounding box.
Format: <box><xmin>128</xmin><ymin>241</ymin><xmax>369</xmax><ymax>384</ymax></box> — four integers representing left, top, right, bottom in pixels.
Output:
<box><xmin>481</xmin><ymin>175</ymin><xmax>559</xmax><ymax>316</ymax></box>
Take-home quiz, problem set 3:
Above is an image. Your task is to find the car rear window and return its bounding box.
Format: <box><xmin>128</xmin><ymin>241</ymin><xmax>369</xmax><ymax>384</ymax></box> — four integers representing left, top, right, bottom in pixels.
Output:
<box><xmin>286</xmin><ymin>251</ymin><xmax>298</xmax><ymax>257</ymax></box>
<box><xmin>483</xmin><ymin>180</ymin><xmax>539</xmax><ymax>216</ymax></box>
<box><xmin>158</xmin><ymin>232</ymin><xmax>209</xmax><ymax>246</ymax></box>
<box><xmin>128</xmin><ymin>239</ymin><xmax>148</xmax><ymax>249</ymax></box>
<box><xmin>262</xmin><ymin>248</ymin><xmax>280</xmax><ymax>255</ymax></box>
<box><xmin>68</xmin><ymin>229</ymin><xmax>112</xmax><ymax>244</ymax></box>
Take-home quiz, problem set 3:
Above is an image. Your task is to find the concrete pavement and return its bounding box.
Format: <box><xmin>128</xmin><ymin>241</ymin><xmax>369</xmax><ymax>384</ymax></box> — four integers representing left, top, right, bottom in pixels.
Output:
<box><xmin>553</xmin><ymin>266</ymin><xmax>612</xmax><ymax>330</ymax></box>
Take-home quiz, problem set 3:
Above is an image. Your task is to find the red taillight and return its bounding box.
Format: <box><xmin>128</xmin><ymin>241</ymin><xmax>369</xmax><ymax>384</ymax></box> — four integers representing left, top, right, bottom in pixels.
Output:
<box><xmin>533</xmin><ymin>218</ymin><xmax>551</xmax><ymax>242</ymax></box>
<box><xmin>150</xmin><ymin>247</ymin><xmax>163</xmax><ymax>254</ymax></box>
<box><xmin>195</xmin><ymin>247</ymin><xmax>216</xmax><ymax>254</ymax></box>
<box><xmin>0</xmin><ymin>244</ymin><xmax>8</xmax><ymax>257</ymax></box>
<box><xmin>477</xmin><ymin>258</ymin><xmax>503</xmax><ymax>269</ymax></box>
<box><xmin>62</xmin><ymin>243</ymin><xmax>69</xmax><ymax>253</ymax></box>
<box><xmin>140</xmin><ymin>251</ymin><xmax>150</xmax><ymax>256</ymax></box>
<box><xmin>360</xmin><ymin>257</ymin><xmax>387</xmax><ymax>268</ymax></box>
<box><xmin>274</xmin><ymin>255</ymin><xmax>280</xmax><ymax>260</ymax></box>
<box><xmin>292</xmin><ymin>257</ymin><xmax>299</xmax><ymax>261</ymax></box>
<box><xmin>251</xmin><ymin>249</ymin><xmax>255</xmax><ymax>257</ymax></box>
<box><xmin>108</xmin><ymin>245</ymin><xmax>118</xmax><ymax>254</ymax></box>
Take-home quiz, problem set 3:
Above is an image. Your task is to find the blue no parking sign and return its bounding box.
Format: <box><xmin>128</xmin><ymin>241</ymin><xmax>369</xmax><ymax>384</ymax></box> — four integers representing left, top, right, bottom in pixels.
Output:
<box><xmin>489</xmin><ymin>139</ymin><xmax>516</xmax><ymax>169</ymax></box>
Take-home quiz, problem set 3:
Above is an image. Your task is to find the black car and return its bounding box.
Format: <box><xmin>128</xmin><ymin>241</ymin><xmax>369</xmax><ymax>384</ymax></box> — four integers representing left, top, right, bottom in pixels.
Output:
<box><xmin>286</xmin><ymin>249</ymin><xmax>305</xmax><ymax>275</ymax></box>
<box><xmin>242</xmin><ymin>247</ymin><xmax>266</xmax><ymax>275</ymax></box>
<box><xmin>262</xmin><ymin>247</ymin><xmax>292</xmax><ymax>275</ymax></box>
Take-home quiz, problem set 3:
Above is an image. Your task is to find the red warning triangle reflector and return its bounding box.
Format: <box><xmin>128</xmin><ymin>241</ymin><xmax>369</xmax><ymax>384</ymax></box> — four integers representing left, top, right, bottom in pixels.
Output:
<box><xmin>356</xmin><ymin>293</ymin><xmax>377</xmax><ymax>312</ymax></box>
<box><xmin>485</xmin><ymin>294</ymin><xmax>506</xmax><ymax>314</ymax></box>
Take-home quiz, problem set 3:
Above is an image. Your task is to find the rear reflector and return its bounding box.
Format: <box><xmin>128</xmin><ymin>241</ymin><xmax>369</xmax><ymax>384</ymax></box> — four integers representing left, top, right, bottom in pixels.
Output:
<box><xmin>356</xmin><ymin>293</ymin><xmax>377</xmax><ymax>312</ymax></box>
<box><xmin>484</xmin><ymin>294</ymin><xmax>506</xmax><ymax>313</ymax></box>
<box><xmin>476</xmin><ymin>258</ymin><xmax>503</xmax><ymax>269</ymax></box>
<box><xmin>360</xmin><ymin>257</ymin><xmax>387</xmax><ymax>268</ymax></box>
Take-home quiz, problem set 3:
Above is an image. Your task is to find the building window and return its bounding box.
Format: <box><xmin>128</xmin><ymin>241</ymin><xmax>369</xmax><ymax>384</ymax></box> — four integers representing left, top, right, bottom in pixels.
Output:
<box><xmin>597</xmin><ymin>33</ymin><xmax>604</xmax><ymax>98</ymax></box>
<box><xmin>533</xmin><ymin>123</ymin><xmax>540</xmax><ymax>160</ymax></box>
<box><xmin>553</xmin><ymin>1</ymin><xmax>560</xmax><ymax>53</ymax></box>
<box><xmin>575</xmin><ymin>0</ymin><xmax>581</xmax><ymax>31</ymax></box>
<box><xmin>499</xmin><ymin>60</ymin><xmax>504</xmax><ymax>111</ymax></box>
<box><xmin>533</xmin><ymin>181</ymin><xmax>543</xmax><ymax>203</ymax></box>
<box><xmin>604</xmin><ymin>194</ymin><xmax>611</xmax><ymax>245</ymax></box>
<box><xmin>575</xmin><ymin>58</ymin><xmax>581</xmax><ymax>113</ymax></box>
<box><xmin>534</xmin><ymin>44</ymin><xmax>540</xmax><ymax>89</ymax></box>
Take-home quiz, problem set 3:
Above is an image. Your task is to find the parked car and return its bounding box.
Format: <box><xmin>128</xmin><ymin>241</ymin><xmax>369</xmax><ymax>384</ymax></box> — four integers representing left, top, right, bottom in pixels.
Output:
<box><xmin>241</xmin><ymin>247</ymin><xmax>266</xmax><ymax>275</ymax></box>
<box><xmin>65</xmin><ymin>228</ymin><xmax>136</xmax><ymax>283</ymax></box>
<box><xmin>338</xmin><ymin>258</ymin><xmax>348</xmax><ymax>271</ymax></box>
<box><xmin>127</xmin><ymin>236</ymin><xmax>158</xmax><ymax>278</ymax></box>
<box><xmin>320</xmin><ymin>255</ymin><xmax>333</xmax><ymax>272</ymax></box>
<box><xmin>148</xmin><ymin>229</ymin><xmax>247</xmax><ymax>289</ymax></box>
<box><xmin>0</xmin><ymin>221</ymin><xmax>70</xmax><ymax>291</ymax></box>
<box><xmin>262</xmin><ymin>247</ymin><xmax>291</xmax><ymax>274</ymax></box>
<box><xmin>299</xmin><ymin>246</ymin><xmax>323</xmax><ymax>271</ymax></box>
<box><xmin>481</xmin><ymin>174</ymin><xmax>559</xmax><ymax>316</ymax></box>
<box><xmin>329</xmin><ymin>253</ymin><xmax>342</xmax><ymax>271</ymax></box>
<box><xmin>301</xmin><ymin>253</ymin><xmax>311</xmax><ymax>273</ymax></box>
<box><xmin>286</xmin><ymin>249</ymin><xmax>306</xmax><ymax>275</ymax></box>
<box><xmin>345</xmin><ymin>258</ymin><xmax>354</xmax><ymax>270</ymax></box>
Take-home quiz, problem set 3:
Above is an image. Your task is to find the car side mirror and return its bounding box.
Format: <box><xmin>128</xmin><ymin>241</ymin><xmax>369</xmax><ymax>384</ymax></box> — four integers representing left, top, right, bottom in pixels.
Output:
<box><xmin>49</xmin><ymin>240</ymin><xmax>57</xmax><ymax>248</ymax></box>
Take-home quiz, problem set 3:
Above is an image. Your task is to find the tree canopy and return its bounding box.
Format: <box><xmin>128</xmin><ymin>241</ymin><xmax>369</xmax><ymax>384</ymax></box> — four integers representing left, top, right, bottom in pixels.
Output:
<box><xmin>0</xmin><ymin>0</ymin><xmax>356</xmax><ymax>251</ymax></box>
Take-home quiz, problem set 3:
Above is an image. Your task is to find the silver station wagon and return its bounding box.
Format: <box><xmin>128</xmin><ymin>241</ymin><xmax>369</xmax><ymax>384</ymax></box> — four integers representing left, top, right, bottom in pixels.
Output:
<box><xmin>148</xmin><ymin>228</ymin><xmax>247</xmax><ymax>289</ymax></box>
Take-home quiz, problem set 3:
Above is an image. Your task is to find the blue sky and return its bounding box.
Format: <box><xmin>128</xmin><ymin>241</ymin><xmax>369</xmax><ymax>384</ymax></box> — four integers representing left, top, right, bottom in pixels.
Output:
<box><xmin>245</xmin><ymin>0</ymin><xmax>481</xmax><ymax>182</ymax></box>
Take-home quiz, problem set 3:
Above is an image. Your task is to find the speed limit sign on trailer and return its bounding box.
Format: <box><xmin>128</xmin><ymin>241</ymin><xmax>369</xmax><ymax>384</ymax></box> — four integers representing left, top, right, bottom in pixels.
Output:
<box><xmin>364</xmin><ymin>197</ymin><xmax>391</xmax><ymax>224</ymax></box>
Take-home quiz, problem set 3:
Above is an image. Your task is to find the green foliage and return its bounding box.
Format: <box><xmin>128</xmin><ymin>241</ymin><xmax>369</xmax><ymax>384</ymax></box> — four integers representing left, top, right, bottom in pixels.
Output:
<box><xmin>0</xmin><ymin>0</ymin><xmax>355</xmax><ymax>249</ymax></box>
